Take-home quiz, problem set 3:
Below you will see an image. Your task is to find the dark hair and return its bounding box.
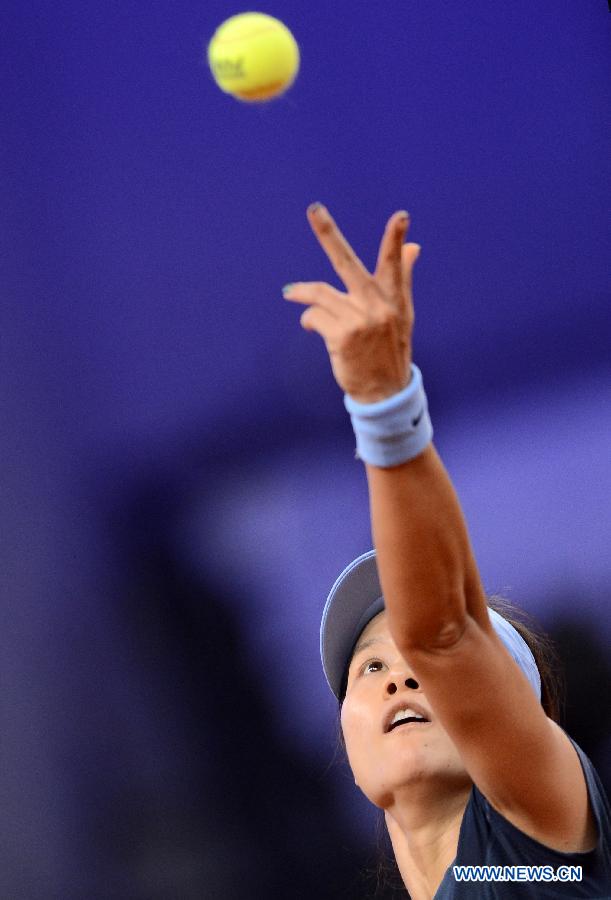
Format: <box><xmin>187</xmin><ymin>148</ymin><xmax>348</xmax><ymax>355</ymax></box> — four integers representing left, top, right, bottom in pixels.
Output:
<box><xmin>336</xmin><ymin>596</ymin><xmax>565</xmax><ymax>896</ymax></box>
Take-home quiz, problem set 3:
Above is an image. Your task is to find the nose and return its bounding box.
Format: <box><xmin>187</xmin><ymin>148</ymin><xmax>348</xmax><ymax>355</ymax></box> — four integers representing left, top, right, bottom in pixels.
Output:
<box><xmin>386</xmin><ymin>675</ymin><xmax>420</xmax><ymax>695</ymax></box>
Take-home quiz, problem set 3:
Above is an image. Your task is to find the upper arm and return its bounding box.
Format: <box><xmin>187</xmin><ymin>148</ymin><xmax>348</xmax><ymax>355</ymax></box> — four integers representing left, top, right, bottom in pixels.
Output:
<box><xmin>401</xmin><ymin>614</ymin><xmax>595</xmax><ymax>852</ymax></box>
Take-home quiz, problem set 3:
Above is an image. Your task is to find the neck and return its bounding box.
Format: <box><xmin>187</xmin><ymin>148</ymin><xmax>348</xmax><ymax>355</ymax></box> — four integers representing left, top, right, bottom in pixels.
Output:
<box><xmin>384</xmin><ymin>780</ymin><xmax>471</xmax><ymax>900</ymax></box>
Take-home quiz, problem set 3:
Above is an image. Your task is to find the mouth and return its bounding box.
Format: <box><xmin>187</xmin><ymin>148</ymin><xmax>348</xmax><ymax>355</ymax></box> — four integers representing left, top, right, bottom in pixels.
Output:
<box><xmin>388</xmin><ymin>716</ymin><xmax>430</xmax><ymax>732</ymax></box>
<box><xmin>384</xmin><ymin>702</ymin><xmax>431</xmax><ymax>734</ymax></box>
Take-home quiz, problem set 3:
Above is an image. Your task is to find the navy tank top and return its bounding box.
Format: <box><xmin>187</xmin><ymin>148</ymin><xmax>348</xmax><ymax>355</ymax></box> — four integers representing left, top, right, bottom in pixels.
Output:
<box><xmin>434</xmin><ymin>740</ymin><xmax>611</xmax><ymax>898</ymax></box>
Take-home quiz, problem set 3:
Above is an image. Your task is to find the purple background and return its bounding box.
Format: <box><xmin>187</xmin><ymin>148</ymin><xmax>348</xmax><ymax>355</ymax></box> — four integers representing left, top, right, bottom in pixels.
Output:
<box><xmin>3</xmin><ymin>1</ymin><xmax>610</xmax><ymax>897</ymax></box>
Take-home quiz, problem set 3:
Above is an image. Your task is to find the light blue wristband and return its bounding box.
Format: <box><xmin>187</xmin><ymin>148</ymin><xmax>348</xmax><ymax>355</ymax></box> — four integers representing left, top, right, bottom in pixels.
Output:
<box><xmin>343</xmin><ymin>364</ymin><xmax>433</xmax><ymax>467</ymax></box>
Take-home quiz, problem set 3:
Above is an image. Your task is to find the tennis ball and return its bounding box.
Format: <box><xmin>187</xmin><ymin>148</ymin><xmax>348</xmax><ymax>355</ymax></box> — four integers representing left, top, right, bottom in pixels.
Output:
<box><xmin>207</xmin><ymin>12</ymin><xmax>300</xmax><ymax>102</ymax></box>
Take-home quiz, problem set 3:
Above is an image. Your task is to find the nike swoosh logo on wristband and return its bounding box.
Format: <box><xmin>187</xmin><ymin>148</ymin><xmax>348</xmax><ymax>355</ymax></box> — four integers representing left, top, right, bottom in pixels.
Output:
<box><xmin>411</xmin><ymin>408</ymin><xmax>424</xmax><ymax>427</ymax></box>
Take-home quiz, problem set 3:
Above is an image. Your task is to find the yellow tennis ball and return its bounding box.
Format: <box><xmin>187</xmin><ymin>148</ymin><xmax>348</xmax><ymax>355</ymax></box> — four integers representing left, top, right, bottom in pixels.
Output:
<box><xmin>207</xmin><ymin>12</ymin><xmax>300</xmax><ymax>102</ymax></box>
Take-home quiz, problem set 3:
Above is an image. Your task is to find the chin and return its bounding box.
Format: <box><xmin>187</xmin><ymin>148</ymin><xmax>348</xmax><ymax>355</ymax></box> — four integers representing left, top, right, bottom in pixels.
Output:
<box><xmin>362</xmin><ymin>744</ymin><xmax>468</xmax><ymax>809</ymax></box>
<box><xmin>359</xmin><ymin>758</ymin><xmax>433</xmax><ymax>809</ymax></box>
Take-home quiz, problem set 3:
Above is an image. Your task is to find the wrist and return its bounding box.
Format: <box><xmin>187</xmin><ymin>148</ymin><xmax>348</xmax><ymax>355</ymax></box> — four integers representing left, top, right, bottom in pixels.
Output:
<box><xmin>346</xmin><ymin>365</ymin><xmax>414</xmax><ymax>406</ymax></box>
<box><xmin>344</xmin><ymin>364</ymin><xmax>433</xmax><ymax>468</ymax></box>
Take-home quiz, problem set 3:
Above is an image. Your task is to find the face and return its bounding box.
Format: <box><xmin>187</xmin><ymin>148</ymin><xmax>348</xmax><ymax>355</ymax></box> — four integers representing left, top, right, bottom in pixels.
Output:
<box><xmin>340</xmin><ymin>611</ymin><xmax>470</xmax><ymax>810</ymax></box>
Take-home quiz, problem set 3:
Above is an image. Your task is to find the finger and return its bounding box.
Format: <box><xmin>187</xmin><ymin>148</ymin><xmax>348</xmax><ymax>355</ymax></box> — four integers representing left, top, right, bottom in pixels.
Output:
<box><xmin>401</xmin><ymin>242</ymin><xmax>421</xmax><ymax>293</ymax></box>
<box><xmin>283</xmin><ymin>281</ymin><xmax>361</xmax><ymax>317</ymax></box>
<box><xmin>299</xmin><ymin>305</ymin><xmax>344</xmax><ymax>339</ymax></box>
<box><xmin>306</xmin><ymin>203</ymin><xmax>372</xmax><ymax>293</ymax></box>
<box><xmin>374</xmin><ymin>211</ymin><xmax>411</xmax><ymax>296</ymax></box>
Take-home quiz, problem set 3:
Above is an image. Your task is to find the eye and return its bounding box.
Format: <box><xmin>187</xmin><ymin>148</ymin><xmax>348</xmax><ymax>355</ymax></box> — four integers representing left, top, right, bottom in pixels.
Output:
<box><xmin>361</xmin><ymin>658</ymin><xmax>385</xmax><ymax>675</ymax></box>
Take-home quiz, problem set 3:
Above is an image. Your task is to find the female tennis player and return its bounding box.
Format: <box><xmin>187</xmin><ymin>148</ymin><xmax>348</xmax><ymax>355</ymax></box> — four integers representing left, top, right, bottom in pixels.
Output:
<box><xmin>283</xmin><ymin>204</ymin><xmax>611</xmax><ymax>898</ymax></box>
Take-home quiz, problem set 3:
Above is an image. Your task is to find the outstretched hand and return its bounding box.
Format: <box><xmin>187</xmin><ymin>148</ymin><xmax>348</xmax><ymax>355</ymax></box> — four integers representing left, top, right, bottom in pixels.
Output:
<box><xmin>283</xmin><ymin>204</ymin><xmax>421</xmax><ymax>404</ymax></box>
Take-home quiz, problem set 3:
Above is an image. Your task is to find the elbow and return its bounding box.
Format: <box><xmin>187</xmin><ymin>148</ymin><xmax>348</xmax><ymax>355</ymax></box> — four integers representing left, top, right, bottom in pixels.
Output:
<box><xmin>394</xmin><ymin>605</ymin><xmax>468</xmax><ymax>657</ymax></box>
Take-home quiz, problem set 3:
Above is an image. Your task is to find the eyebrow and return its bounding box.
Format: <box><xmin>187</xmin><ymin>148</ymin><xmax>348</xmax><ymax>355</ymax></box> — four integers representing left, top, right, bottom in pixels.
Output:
<box><xmin>351</xmin><ymin>636</ymin><xmax>387</xmax><ymax>659</ymax></box>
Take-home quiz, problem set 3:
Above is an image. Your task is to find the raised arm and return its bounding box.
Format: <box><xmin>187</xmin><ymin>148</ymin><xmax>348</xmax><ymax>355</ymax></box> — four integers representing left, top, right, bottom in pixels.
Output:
<box><xmin>284</xmin><ymin>203</ymin><xmax>595</xmax><ymax>853</ymax></box>
<box><xmin>285</xmin><ymin>204</ymin><xmax>487</xmax><ymax>644</ymax></box>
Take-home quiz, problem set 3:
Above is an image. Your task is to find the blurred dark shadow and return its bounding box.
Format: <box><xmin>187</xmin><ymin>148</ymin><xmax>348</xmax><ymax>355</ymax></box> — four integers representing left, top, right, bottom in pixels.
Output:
<box><xmin>97</xmin><ymin>471</ymin><xmax>390</xmax><ymax>899</ymax></box>
<box><xmin>548</xmin><ymin>616</ymin><xmax>611</xmax><ymax>797</ymax></box>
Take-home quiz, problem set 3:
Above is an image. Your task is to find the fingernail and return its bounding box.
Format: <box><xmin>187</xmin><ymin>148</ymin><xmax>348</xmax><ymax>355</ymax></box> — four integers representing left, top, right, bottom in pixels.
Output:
<box><xmin>397</xmin><ymin>210</ymin><xmax>410</xmax><ymax>221</ymax></box>
<box><xmin>282</xmin><ymin>283</ymin><xmax>294</xmax><ymax>295</ymax></box>
<box><xmin>308</xmin><ymin>202</ymin><xmax>323</xmax><ymax>215</ymax></box>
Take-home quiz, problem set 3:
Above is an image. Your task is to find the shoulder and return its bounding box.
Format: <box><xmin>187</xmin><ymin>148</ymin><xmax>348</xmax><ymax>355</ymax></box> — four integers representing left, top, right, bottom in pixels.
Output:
<box><xmin>435</xmin><ymin>759</ymin><xmax>611</xmax><ymax>898</ymax></box>
<box><xmin>465</xmin><ymin>740</ymin><xmax>611</xmax><ymax>884</ymax></box>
